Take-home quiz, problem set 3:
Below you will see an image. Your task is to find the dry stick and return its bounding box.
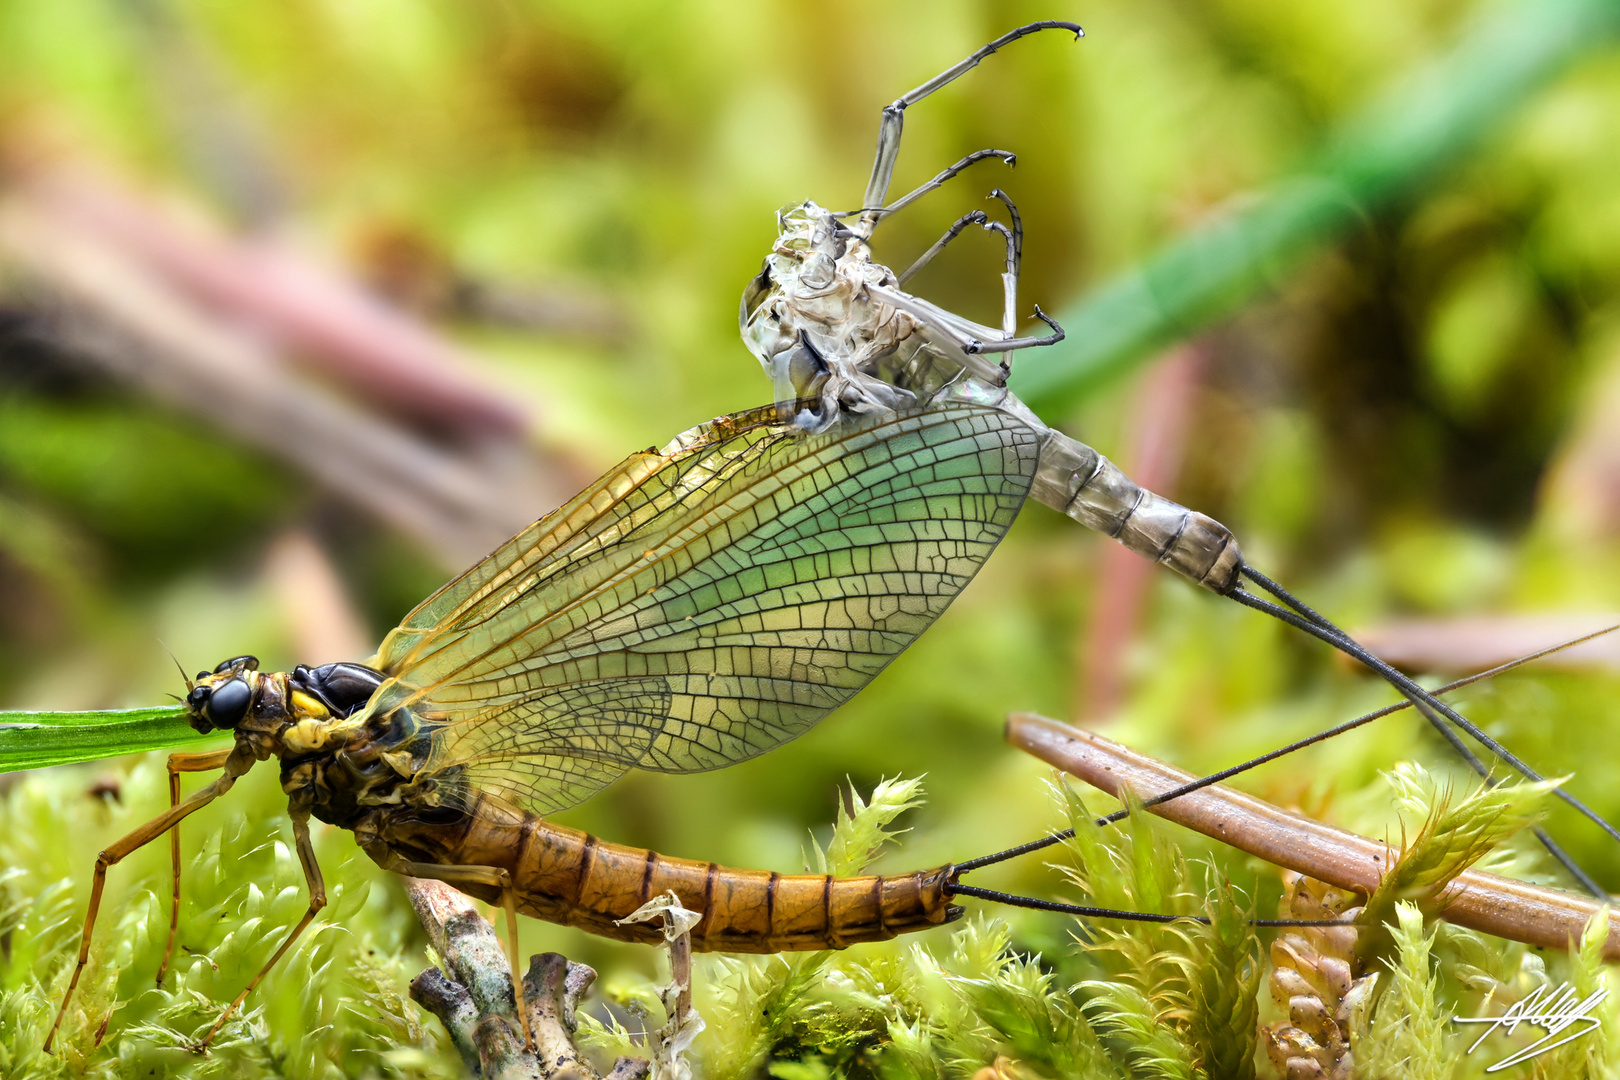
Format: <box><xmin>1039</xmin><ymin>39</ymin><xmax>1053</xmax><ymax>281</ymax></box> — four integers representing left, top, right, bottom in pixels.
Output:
<box><xmin>1005</xmin><ymin>714</ymin><xmax>1620</xmax><ymax>959</ymax></box>
<box><xmin>404</xmin><ymin>878</ymin><xmax>649</xmax><ymax>1080</ymax></box>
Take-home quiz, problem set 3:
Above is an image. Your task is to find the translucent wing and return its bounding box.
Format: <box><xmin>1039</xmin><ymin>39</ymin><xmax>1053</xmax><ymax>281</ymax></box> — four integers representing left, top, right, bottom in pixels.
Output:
<box><xmin>363</xmin><ymin>402</ymin><xmax>1040</xmax><ymax>814</ymax></box>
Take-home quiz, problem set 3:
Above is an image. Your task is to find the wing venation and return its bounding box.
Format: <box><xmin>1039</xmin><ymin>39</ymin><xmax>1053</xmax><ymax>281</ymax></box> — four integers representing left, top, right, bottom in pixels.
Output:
<box><xmin>365</xmin><ymin>403</ymin><xmax>1038</xmax><ymax>814</ymax></box>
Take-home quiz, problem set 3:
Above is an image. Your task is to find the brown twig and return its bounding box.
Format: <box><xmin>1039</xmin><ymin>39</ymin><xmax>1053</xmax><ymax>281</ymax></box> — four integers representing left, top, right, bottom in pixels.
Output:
<box><xmin>1006</xmin><ymin>713</ymin><xmax>1620</xmax><ymax>958</ymax></box>
<box><xmin>404</xmin><ymin>878</ymin><xmax>650</xmax><ymax>1080</ymax></box>
<box><xmin>0</xmin><ymin>153</ymin><xmax>601</xmax><ymax>570</ymax></box>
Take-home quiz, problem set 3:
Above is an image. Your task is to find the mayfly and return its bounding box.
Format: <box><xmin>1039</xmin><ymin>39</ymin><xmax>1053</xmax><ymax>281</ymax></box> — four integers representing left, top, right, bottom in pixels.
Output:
<box><xmin>46</xmin><ymin>400</ymin><xmax>1036</xmax><ymax>1053</ymax></box>
<box><xmin>37</xmin><ymin>19</ymin><xmax>1617</xmax><ymax>1058</ymax></box>
<box><xmin>737</xmin><ymin>20</ymin><xmax>1620</xmax><ymax>894</ymax></box>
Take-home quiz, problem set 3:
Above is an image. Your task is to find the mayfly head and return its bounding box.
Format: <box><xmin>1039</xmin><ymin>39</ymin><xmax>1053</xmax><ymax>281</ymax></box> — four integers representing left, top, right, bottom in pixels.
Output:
<box><xmin>183</xmin><ymin>650</ymin><xmax>281</xmax><ymax>735</ymax></box>
<box><xmin>183</xmin><ymin>654</ymin><xmax>262</xmax><ymax>734</ymax></box>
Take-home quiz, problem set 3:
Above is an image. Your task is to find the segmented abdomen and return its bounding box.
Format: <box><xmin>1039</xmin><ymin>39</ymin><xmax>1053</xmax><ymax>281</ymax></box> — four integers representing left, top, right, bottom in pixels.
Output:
<box><xmin>379</xmin><ymin>796</ymin><xmax>959</xmax><ymax>952</ymax></box>
<box><xmin>1030</xmin><ymin>429</ymin><xmax>1242</xmax><ymax>594</ymax></box>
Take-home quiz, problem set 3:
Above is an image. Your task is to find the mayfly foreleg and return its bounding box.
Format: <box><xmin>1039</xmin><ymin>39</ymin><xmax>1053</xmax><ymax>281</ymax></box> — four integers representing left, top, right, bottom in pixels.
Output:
<box><xmin>381</xmin><ymin>857</ymin><xmax>533</xmax><ymax>1052</ymax></box>
<box><xmin>199</xmin><ymin>807</ymin><xmax>327</xmax><ymax>1050</ymax></box>
<box><xmin>897</xmin><ymin>210</ymin><xmax>990</xmax><ymax>285</ymax></box>
<box><xmin>893</xmin><ymin>209</ymin><xmax>1021</xmax><ymax>347</ymax></box>
<box><xmin>978</xmin><ymin>218</ymin><xmax>1018</xmax><ymax>338</ymax></box>
<box><xmin>847</xmin><ymin>148</ymin><xmax>1016</xmax><ymax>227</ymax></box>
<box><xmin>861</xmin><ymin>21</ymin><xmax>1084</xmax><ymax>215</ymax></box>
<box><xmin>965</xmin><ymin>306</ymin><xmax>1065</xmax><ymax>355</ymax></box>
<box><xmin>157</xmin><ymin>746</ymin><xmax>235</xmax><ymax>987</ymax></box>
<box><xmin>986</xmin><ymin>189</ymin><xmax>1024</xmax><ymax>272</ymax></box>
<box><xmin>44</xmin><ymin>748</ymin><xmax>254</xmax><ymax>1053</ymax></box>
<box><xmin>987</xmin><ymin>188</ymin><xmax>1023</xmax><ymax>337</ymax></box>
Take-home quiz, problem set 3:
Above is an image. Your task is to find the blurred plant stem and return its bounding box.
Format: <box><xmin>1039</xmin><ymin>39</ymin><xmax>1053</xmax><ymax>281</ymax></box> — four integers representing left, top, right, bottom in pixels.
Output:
<box><xmin>1014</xmin><ymin>0</ymin><xmax>1620</xmax><ymax>416</ymax></box>
<box><xmin>1076</xmin><ymin>342</ymin><xmax>1207</xmax><ymax>721</ymax></box>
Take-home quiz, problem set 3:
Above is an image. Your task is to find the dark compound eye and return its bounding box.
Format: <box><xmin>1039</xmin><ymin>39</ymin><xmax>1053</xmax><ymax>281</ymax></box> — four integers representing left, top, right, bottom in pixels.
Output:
<box><xmin>205</xmin><ymin>678</ymin><xmax>252</xmax><ymax>729</ymax></box>
<box><xmin>186</xmin><ymin>684</ymin><xmax>211</xmax><ymax>711</ymax></box>
<box><xmin>213</xmin><ymin>654</ymin><xmax>260</xmax><ymax>674</ymax></box>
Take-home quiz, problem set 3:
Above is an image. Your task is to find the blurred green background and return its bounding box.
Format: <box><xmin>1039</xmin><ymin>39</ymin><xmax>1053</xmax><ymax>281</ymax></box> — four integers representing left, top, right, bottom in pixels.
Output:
<box><xmin>5</xmin><ymin>0</ymin><xmax>1620</xmax><ymax>1074</ymax></box>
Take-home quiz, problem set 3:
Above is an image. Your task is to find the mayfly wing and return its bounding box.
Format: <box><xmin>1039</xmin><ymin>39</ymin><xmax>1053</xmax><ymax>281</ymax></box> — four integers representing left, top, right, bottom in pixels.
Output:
<box><xmin>359</xmin><ymin>401</ymin><xmax>1041</xmax><ymax>815</ymax></box>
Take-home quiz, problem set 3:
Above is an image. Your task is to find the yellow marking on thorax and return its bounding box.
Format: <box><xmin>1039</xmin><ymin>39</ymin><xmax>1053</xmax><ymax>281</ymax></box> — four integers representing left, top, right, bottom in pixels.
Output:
<box><xmin>289</xmin><ymin>690</ymin><xmax>330</xmax><ymax>718</ymax></box>
<box><xmin>283</xmin><ymin>718</ymin><xmax>333</xmax><ymax>755</ymax></box>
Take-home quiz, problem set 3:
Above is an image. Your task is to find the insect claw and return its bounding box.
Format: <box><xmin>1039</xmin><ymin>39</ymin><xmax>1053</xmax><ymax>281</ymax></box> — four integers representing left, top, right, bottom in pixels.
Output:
<box><xmin>1033</xmin><ymin>304</ymin><xmax>1065</xmax><ymax>341</ymax></box>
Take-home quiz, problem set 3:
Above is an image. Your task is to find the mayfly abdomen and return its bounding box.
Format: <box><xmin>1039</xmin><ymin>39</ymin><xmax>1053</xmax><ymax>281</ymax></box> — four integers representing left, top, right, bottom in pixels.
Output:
<box><xmin>922</xmin><ymin>379</ymin><xmax>1243</xmax><ymax>595</ymax></box>
<box><xmin>1029</xmin><ymin>428</ymin><xmax>1242</xmax><ymax>595</ymax></box>
<box><xmin>374</xmin><ymin>796</ymin><xmax>959</xmax><ymax>953</ymax></box>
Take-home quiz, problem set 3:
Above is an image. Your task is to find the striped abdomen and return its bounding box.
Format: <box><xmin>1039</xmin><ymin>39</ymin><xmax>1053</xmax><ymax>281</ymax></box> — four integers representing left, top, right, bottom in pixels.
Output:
<box><xmin>374</xmin><ymin>796</ymin><xmax>961</xmax><ymax>952</ymax></box>
<box><xmin>1029</xmin><ymin>428</ymin><xmax>1242</xmax><ymax>594</ymax></box>
<box><xmin>922</xmin><ymin>377</ymin><xmax>1243</xmax><ymax>594</ymax></box>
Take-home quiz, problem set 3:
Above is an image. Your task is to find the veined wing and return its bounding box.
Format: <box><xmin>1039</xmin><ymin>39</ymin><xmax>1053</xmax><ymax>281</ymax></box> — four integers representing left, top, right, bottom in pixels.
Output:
<box><xmin>362</xmin><ymin>402</ymin><xmax>1040</xmax><ymax>814</ymax></box>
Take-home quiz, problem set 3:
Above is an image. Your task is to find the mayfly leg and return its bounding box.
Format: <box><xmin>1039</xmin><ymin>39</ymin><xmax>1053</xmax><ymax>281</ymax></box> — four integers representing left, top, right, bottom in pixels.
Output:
<box><xmin>198</xmin><ymin>807</ymin><xmax>326</xmax><ymax>1050</ymax></box>
<box><xmin>897</xmin><ymin>210</ymin><xmax>989</xmax><ymax>285</ymax></box>
<box><xmin>847</xmin><ymin>148</ymin><xmax>1016</xmax><ymax>226</ymax></box>
<box><xmin>860</xmin><ymin>21</ymin><xmax>1084</xmax><ymax>217</ymax></box>
<box><xmin>987</xmin><ymin>188</ymin><xmax>1023</xmax><ymax>337</ymax></box>
<box><xmin>157</xmin><ymin>746</ymin><xmax>235</xmax><ymax>987</ymax></box>
<box><xmin>887</xmin><ymin>186</ymin><xmax>1036</xmax><ymax>352</ymax></box>
<box><xmin>44</xmin><ymin>748</ymin><xmax>254</xmax><ymax>1054</ymax></box>
<box><xmin>895</xmin><ymin>210</ymin><xmax>1021</xmax><ymax>349</ymax></box>
<box><xmin>867</xmin><ymin>280</ymin><xmax>1065</xmax><ymax>358</ymax></box>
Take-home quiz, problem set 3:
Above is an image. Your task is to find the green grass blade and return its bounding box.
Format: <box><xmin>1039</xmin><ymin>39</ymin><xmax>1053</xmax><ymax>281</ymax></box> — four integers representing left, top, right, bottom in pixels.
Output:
<box><xmin>1013</xmin><ymin>0</ymin><xmax>1620</xmax><ymax>415</ymax></box>
<box><xmin>0</xmin><ymin>706</ymin><xmax>215</xmax><ymax>773</ymax></box>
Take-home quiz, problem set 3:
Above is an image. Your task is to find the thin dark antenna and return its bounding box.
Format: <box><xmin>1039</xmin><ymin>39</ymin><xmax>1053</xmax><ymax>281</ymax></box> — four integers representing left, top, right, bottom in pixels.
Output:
<box><xmin>947</xmin><ymin>883</ymin><xmax>1349</xmax><ymax>928</ymax></box>
<box><xmin>164</xmin><ymin>643</ymin><xmax>194</xmax><ymax>693</ymax></box>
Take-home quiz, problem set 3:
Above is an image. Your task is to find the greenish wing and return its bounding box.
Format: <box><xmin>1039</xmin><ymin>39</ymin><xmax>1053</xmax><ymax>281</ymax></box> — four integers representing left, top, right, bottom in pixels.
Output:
<box><xmin>366</xmin><ymin>402</ymin><xmax>1039</xmax><ymax>815</ymax></box>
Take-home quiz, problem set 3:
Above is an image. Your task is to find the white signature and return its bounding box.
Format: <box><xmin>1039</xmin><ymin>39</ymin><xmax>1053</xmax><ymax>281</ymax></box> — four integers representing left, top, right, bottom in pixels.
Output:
<box><xmin>1453</xmin><ymin>981</ymin><xmax>1608</xmax><ymax>1072</ymax></box>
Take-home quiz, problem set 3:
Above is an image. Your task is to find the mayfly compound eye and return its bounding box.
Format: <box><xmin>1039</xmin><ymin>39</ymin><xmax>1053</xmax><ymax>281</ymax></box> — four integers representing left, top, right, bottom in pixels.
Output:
<box><xmin>213</xmin><ymin>654</ymin><xmax>260</xmax><ymax>673</ymax></box>
<box><xmin>205</xmin><ymin>678</ymin><xmax>252</xmax><ymax>729</ymax></box>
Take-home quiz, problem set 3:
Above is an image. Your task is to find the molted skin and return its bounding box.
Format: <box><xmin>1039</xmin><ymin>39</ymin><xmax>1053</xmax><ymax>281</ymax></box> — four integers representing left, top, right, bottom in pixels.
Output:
<box><xmin>738</xmin><ymin>202</ymin><xmax>1242</xmax><ymax>594</ymax></box>
<box><xmin>742</xmin><ymin>201</ymin><xmax>1008</xmax><ymax>429</ymax></box>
